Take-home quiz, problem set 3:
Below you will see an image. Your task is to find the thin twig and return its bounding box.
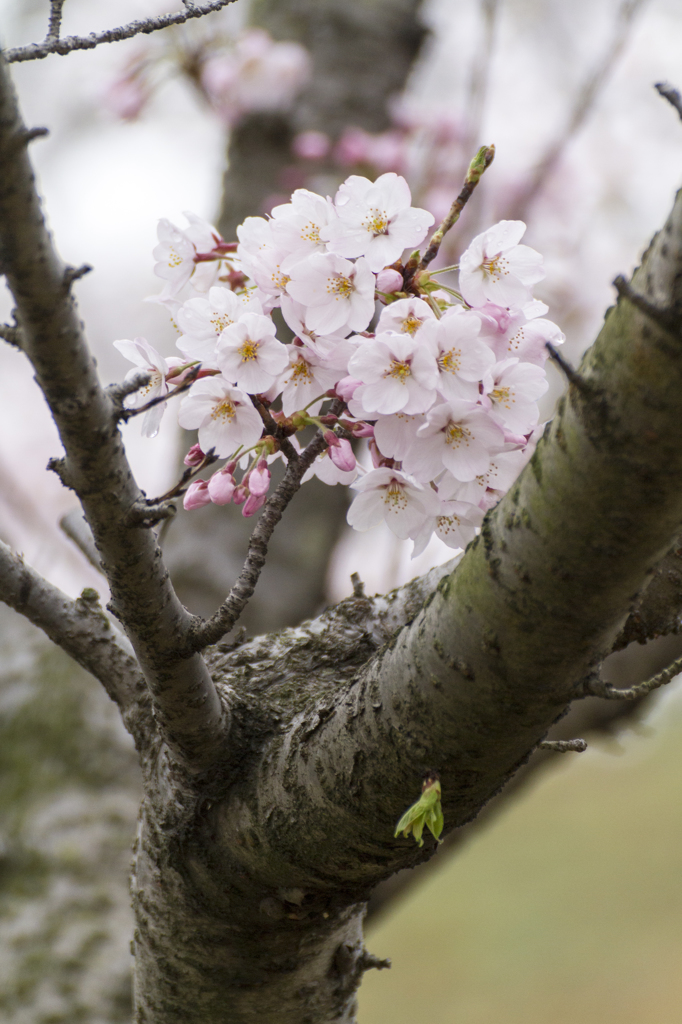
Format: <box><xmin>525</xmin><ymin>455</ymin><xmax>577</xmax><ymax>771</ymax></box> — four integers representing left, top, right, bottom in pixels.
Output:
<box><xmin>545</xmin><ymin>342</ymin><xmax>594</xmax><ymax>395</ymax></box>
<box><xmin>613</xmin><ymin>274</ymin><xmax>682</xmax><ymax>334</ymax></box>
<box><xmin>408</xmin><ymin>145</ymin><xmax>495</xmax><ymax>282</ymax></box>
<box><xmin>106</xmin><ymin>371</ymin><xmax>151</xmax><ymax>409</ymax></box>
<box><xmin>0</xmin><ymin>322</ymin><xmax>23</xmax><ymax>349</ymax></box>
<box><xmin>588</xmin><ymin>654</ymin><xmax>682</xmax><ymax>701</ymax></box>
<box><xmin>149</xmin><ymin>449</ymin><xmax>219</xmax><ymax>505</ymax></box>
<box><xmin>0</xmin><ymin>538</ymin><xmax>146</xmax><ymax>719</ymax></box>
<box><xmin>539</xmin><ymin>738</ymin><xmax>587</xmax><ymax>753</ymax></box>
<box><xmin>125</xmin><ymin>501</ymin><xmax>178</xmax><ymax>528</ymax></box>
<box><xmin>655</xmin><ymin>81</ymin><xmax>682</xmax><ymax>121</ymax></box>
<box><xmin>252</xmin><ymin>397</ymin><xmax>300</xmax><ymax>463</ymax></box>
<box><xmin>119</xmin><ymin>365</ymin><xmax>201</xmax><ymax>423</ymax></box>
<box><xmin>506</xmin><ymin>0</ymin><xmax>646</xmax><ymax>221</ymax></box>
<box><xmin>46</xmin><ymin>0</ymin><xmax>66</xmax><ymax>42</ymax></box>
<box><xmin>4</xmin><ymin>0</ymin><xmax>238</xmax><ymax>64</ymax></box>
<box><xmin>190</xmin><ymin>403</ymin><xmax>343</xmax><ymax>650</ymax></box>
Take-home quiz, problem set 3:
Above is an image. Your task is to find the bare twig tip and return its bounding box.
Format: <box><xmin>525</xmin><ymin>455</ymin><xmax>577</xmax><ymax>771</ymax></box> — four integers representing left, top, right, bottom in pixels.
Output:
<box><xmin>64</xmin><ymin>264</ymin><xmax>93</xmax><ymax>288</ymax></box>
<box><xmin>351</xmin><ymin>572</ymin><xmax>366</xmax><ymax>598</ymax></box>
<box><xmin>545</xmin><ymin>343</ymin><xmax>592</xmax><ymax>394</ymax></box>
<box><xmin>23</xmin><ymin>127</ymin><xmax>49</xmax><ymax>143</ymax></box>
<box><xmin>655</xmin><ymin>81</ymin><xmax>682</xmax><ymax>121</ymax></box>
<box><xmin>539</xmin><ymin>738</ymin><xmax>588</xmax><ymax>753</ymax></box>
<box><xmin>613</xmin><ymin>275</ymin><xmax>681</xmax><ymax>334</ymax></box>
<box><xmin>587</xmin><ymin>653</ymin><xmax>682</xmax><ymax>701</ymax></box>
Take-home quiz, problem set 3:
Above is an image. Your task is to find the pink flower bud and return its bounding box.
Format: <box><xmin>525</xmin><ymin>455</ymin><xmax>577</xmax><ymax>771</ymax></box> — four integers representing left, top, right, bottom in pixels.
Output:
<box><xmin>323</xmin><ymin>430</ymin><xmax>340</xmax><ymax>448</ymax></box>
<box><xmin>232</xmin><ymin>484</ymin><xmax>247</xmax><ymax>505</ymax></box>
<box><xmin>183</xmin><ymin>480</ymin><xmax>211</xmax><ymax>510</ymax></box>
<box><xmin>183</xmin><ymin>443</ymin><xmax>205</xmax><ymax>467</ymax></box>
<box><xmin>335</xmin><ymin>376</ymin><xmax>362</xmax><ymax>402</ymax></box>
<box><xmin>243</xmin><ymin>492</ymin><xmax>267</xmax><ymax>517</ymax></box>
<box><xmin>329</xmin><ymin>438</ymin><xmax>356</xmax><ymax>472</ymax></box>
<box><xmin>208</xmin><ymin>468</ymin><xmax>236</xmax><ymax>505</ymax></box>
<box><xmin>292</xmin><ymin>130</ymin><xmax>330</xmax><ymax>160</ymax></box>
<box><xmin>248</xmin><ymin>460</ymin><xmax>271</xmax><ymax>497</ymax></box>
<box><xmin>375</xmin><ymin>268</ymin><xmax>404</xmax><ymax>294</ymax></box>
<box><xmin>349</xmin><ymin>420</ymin><xmax>374</xmax><ymax>438</ymax></box>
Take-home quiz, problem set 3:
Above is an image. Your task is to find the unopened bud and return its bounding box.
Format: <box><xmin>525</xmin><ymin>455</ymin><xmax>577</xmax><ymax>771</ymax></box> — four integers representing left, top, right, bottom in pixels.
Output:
<box><xmin>208</xmin><ymin>468</ymin><xmax>236</xmax><ymax>505</ymax></box>
<box><xmin>335</xmin><ymin>376</ymin><xmax>361</xmax><ymax>403</ymax></box>
<box><xmin>243</xmin><ymin>492</ymin><xmax>267</xmax><ymax>517</ymax></box>
<box><xmin>184</xmin><ymin>443</ymin><xmax>205</xmax><ymax>467</ymax></box>
<box><xmin>329</xmin><ymin>438</ymin><xmax>356</xmax><ymax>472</ymax></box>
<box><xmin>232</xmin><ymin>484</ymin><xmax>247</xmax><ymax>505</ymax></box>
<box><xmin>183</xmin><ymin>479</ymin><xmax>211</xmax><ymax>510</ymax></box>
<box><xmin>376</xmin><ymin>267</ymin><xmax>404</xmax><ymax>293</ymax></box>
<box><xmin>349</xmin><ymin>420</ymin><xmax>375</xmax><ymax>438</ymax></box>
<box><xmin>248</xmin><ymin>460</ymin><xmax>271</xmax><ymax>497</ymax></box>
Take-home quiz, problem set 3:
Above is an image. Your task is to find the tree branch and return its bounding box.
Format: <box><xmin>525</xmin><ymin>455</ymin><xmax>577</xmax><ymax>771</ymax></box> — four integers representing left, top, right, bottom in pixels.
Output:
<box><xmin>203</xmin><ymin>185</ymin><xmax>682</xmax><ymax>907</ymax></box>
<box><xmin>46</xmin><ymin>1</ymin><xmax>67</xmax><ymax>43</ymax></box>
<box><xmin>3</xmin><ymin>1</ymin><xmax>239</xmax><ymax>64</ymax></box>
<box><xmin>0</xmin><ymin>53</ymin><xmax>226</xmax><ymax>772</ymax></box>
<box><xmin>0</xmin><ymin>539</ymin><xmax>150</xmax><ymax>739</ymax></box>
<box><xmin>190</xmin><ymin>418</ymin><xmax>340</xmax><ymax>650</ymax></box>
<box><xmin>655</xmin><ymin>81</ymin><xmax>682</xmax><ymax>121</ymax></box>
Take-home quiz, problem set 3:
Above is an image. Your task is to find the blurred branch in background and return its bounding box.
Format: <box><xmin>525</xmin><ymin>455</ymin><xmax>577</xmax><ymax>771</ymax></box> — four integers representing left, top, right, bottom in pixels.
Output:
<box><xmin>503</xmin><ymin>0</ymin><xmax>648</xmax><ymax>222</ymax></box>
<box><xmin>4</xmin><ymin>1</ymin><xmax>239</xmax><ymax>64</ymax></box>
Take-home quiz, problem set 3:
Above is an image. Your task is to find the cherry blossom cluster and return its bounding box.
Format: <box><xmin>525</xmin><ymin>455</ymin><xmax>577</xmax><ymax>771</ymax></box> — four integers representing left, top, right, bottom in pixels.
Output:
<box><xmin>114</xmin><ymin>170</ymin><xmax>564</xmax><ymax>556</ymax></box>
<box><xmin>106</xmin><ymin>27</ymin><xmax>310</xmax><ymax>126</ymax></box>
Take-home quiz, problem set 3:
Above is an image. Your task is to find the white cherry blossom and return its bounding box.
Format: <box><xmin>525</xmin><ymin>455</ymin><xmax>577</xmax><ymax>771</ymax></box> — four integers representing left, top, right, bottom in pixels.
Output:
<box><xmin>418</xmin><ymin>309</ymin><xmax>496</xmax><ymax>402</ymax></box>
<box><xmin>411</xmin><ymin>400</ymin><xmax>505</xmax><ymax>482</ymax></box>
<box><xmin>178</xmin><ymin>378</ymin><xmax>263</xmax><ymax>457</ymax></box>
<box><xmin>482</xmin><ymin>358</ymin><xmax>548</xmax><ymax>434</ymax></box>
<box><xmin>277</xmin><ymin>344</ymin><xmax>347</xmax><ymax>416</ymax></box>
<box><xmin>176</xmin><ymin>287</ymin><xmax>264</xmax><ymax>364</ymax></box>
<box><xmin>474</xmin><ymin>302</ymin><xmax>565</xmax><ymax>365</ymax></box>
<box><xmin>459</xmin><ymin>221</ymin><xmax>544</xmax><ymax>308</ymax></box>
<box><xmin>373</xmin><ymin>412</ymin><xmax>426</xmax><ymax>461</ymax></box>
<box><xmin>411</xmin><ymin>497</ymin><xmax>484</xmax><ymax>557</ymax></box>
<box><xmin>237</xmin><ymin>217</ymin><xmax>291</xmax><ymax>300</ymax></box>
<box><xmin>302</xmin><ymin>448</ymin><xmax>358</xmax><ymax>487</ymax></box>
<box><xmin>376</xmin><ymin>296</ymin><xmax>436</xmax><ymax>336</ymax></box>
<box><xmin>348</xmin><ymin>331</ymin><xmax>438</xmax><ymax>416</ymax></box>
<box><xmin>113</xmin><ymin>337</ymin><xmax>171</xmax><ymax>438</ymax></box>
<box><xmin>153</xmin><ymin>213</ymin><xmax>222</xmax><ymax>297</ymax></box>
<box><xmin>286</xmin><ymin>253</ymin><xmax>375</xmax><ymax>335</ymax></box>
<box><xmin>321</xmin><ymin>173</ymin><xmax>434</xmax><ymax>272</ymax></box>
<box><xmin>279</xmin><ymin>296</ymin><xmax>350</xmax><ymax>356</ymax></box>
<box><xmin>216</xmin><ymin>312</ymin><xmax>289</xmax><ymax>393</ymax></box>
<box><xmin>347</xmin><ymin>467</ymin><xmax>440</xmax><ymax>539</ymax></box>
<box><xmin>270</xmin><ymin>189</ymin><xmax>337</xmax><ymax>269</ymax></box>
<box><xmin>443</xmin><ymin>448</ymin><xmax>530</xmax><ymax>509</ymax></box>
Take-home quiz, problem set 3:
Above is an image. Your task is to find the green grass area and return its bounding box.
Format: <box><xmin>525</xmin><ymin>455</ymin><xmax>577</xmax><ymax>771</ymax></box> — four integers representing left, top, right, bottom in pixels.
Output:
<box><xmin>360</xmin><ymin>690</ymin><xmax>682</xmax><ymax>1024</ymax></box>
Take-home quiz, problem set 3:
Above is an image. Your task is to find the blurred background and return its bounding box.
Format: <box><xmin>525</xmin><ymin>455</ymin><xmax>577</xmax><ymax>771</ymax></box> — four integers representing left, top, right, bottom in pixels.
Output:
<box><xmin>1</xmin><ymin>0</ymin><xmax>682</xmax><ymax>1020</ymax></box>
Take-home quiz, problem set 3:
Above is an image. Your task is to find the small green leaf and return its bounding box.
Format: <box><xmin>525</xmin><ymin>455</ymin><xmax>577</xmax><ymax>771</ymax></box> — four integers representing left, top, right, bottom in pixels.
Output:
<box><xmin>394</xmin><ymin>775</ymin><xmax>444</xmax><ymax>847</ymax></box>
